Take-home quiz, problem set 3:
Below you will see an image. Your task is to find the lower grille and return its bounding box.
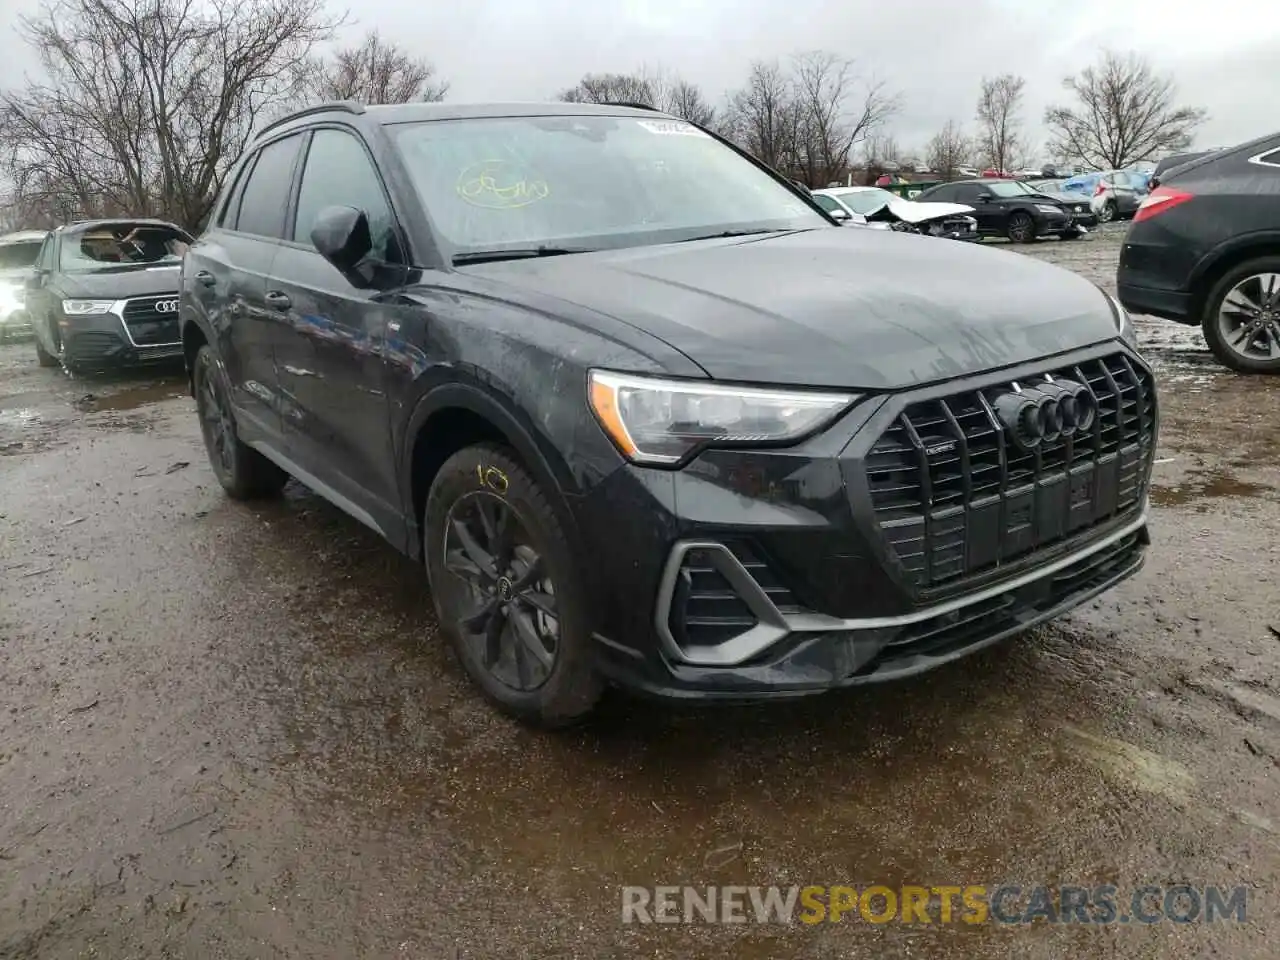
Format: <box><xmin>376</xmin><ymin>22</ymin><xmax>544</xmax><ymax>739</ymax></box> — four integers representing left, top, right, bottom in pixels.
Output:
<box><xmin>668</xmin><ymin>541</ymin><xmax>796</xmax><ymax>650</ymax></box>
<box><xmin>865</xmin><ymin>352</ymin><xmax>1156</xmax><ymax>589</ymax></box>
<box><xmin>120</xmin><ymin>296</ymin><xmax>180</xmax><ymax>346</ymax></box>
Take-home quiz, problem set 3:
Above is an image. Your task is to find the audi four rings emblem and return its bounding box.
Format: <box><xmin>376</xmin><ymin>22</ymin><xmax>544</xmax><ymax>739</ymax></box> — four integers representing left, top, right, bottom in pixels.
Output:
<box><xmin>154</xmin><ymin>299</ymin><xmax>180</xmax><ymax>313</ymax></box>
<box><xmin>991</xmin><ymin>376</ymin><xmax>1097</xmax><ymax>451</ymax></box>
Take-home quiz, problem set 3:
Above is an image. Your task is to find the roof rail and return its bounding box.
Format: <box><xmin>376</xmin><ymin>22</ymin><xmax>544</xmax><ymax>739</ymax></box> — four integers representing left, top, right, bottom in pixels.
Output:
<box><xmin>253</xmin><ymin>100</ymin><xmax>366</xmax><ymax>142</ymax></box>
<box><xmin>600</xmin><ymin>101</ymin><xmax>659</xmax><ymax>112</ymax></box>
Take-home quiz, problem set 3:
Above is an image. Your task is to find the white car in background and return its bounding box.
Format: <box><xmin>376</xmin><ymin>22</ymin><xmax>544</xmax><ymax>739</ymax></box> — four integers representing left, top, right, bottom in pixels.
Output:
<box><xmin>812</xmin><ymin>186</ymin><xmax>980</xmax><ymax>241</ymax></box>
<box><xmin>0</xmin><ymin>229</ymin><xmax>46</xmax><ymax>341</ymax></box>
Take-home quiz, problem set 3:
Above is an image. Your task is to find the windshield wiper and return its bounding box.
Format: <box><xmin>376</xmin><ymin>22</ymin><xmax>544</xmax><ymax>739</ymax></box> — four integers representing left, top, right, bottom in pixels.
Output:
<box><xmin>452</xmin><ymin>245</ymin><xmax>595</xmax><ymax>265</ymax></box>
<box><xmin>674</xmin><ymin>228</ymin><xmax>793</xmax><ymax>244</ymax></box>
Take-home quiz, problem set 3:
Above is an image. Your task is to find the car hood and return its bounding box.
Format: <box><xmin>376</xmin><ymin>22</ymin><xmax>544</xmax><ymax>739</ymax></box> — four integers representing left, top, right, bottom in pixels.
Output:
<box><xmin>879</xmin><ymin>197</ymin><xmax>976</xmax><ymax>223</ymax></box>
<box><xmin>463</xmin><ymin>228</ymin><xmax>1121</xmax><ymax>390</ymax></box>
<box><xmin>57</xmin><ymin>263</ymin><xmax>182</xmax><ymax>298</ymax></box>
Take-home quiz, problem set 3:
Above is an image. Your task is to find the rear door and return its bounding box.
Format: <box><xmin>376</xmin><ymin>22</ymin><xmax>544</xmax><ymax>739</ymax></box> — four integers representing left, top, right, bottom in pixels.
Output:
<box><xmin>188</xmin><ymin>133</ymin><xmax>305</xmax><ymax>444</ymax></box>
<box><xmin>267</xmin><ymin>125</ymin><xmax>412</xmax><ymax>535</ymax></box>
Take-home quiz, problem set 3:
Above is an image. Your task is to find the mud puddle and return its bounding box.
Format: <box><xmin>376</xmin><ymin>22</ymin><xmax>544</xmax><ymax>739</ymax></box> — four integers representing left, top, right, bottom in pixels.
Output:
<box><xmin>1151</xmin><ymin>467</ymin><xmax>1275</xmax><ymax>507</ymax></box>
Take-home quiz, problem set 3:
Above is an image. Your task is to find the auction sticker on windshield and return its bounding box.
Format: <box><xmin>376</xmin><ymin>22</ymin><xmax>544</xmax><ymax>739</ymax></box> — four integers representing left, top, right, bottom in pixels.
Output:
<box><xmin>636</xmin><ymin>119</ymin><xmax>708</xmax><ymax>137</ymax></box>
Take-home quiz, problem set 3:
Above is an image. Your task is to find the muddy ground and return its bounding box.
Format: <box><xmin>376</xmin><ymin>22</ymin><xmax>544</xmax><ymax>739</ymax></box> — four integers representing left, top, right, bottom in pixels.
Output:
<box><xmin>2</xmin><ymin>225</ymin><xmax>1278</xmax><ymax>959</ymax></box>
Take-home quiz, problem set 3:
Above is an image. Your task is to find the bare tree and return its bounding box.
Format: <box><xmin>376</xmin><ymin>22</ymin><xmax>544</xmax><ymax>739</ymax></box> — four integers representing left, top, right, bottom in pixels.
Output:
<box><xmin>662</xmin><ymin>79</ymin><xmax>716</xmax><ymax>127</ymax></box>
<box><xmin>558</xmin><ymin>72</ymin><xmax>657</xmax><ymax>105</ymax></box>
<box><xmin>0</xmin><ymin>0</ymin><xmax>339</xmax><ymax>230</ymax></box>
<box><xmin>311</xmin><ymin>30</ymin><xmax>448</xmax><ymax>104</ymax></box>
<box><xmin>926</xmin><ymin>121</ymin><xmax>971</xmax><ymax>181</ymax></box>
<box><xmin>975</xmin><ymin>74</ymin><xmax>1026</xmax><ymax>173</ymax></box>
<box><xmin>790</xmin><ymin>51</ymin><xmax>899</xmax><ymax>187</ymax></box>
<box><xmin>724</xmin><ymin>60</ymin><xmax>800</xmax><ymax>172</ymax></box>
<box><xmin>1044</xmin><ymin>51</ymin><xmax>1207</xmax><ymax>169</ymax></box>
<box><xmin>862</xmin><ymin>132</ymin><xmax>901</xmax><ymax>166</ymax></box>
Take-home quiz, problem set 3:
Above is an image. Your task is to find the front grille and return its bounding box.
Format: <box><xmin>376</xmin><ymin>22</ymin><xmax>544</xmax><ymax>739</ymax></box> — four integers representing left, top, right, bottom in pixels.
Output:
<box><xmin>865</xmin><ymin>352</ymin><xmax>1155</xmax><ymax>589</ymax></box>
<box><xmin>668</xmin><ymin>541</ymin><xmax>796</xmax><ymax>649</ymax></box>
<box><xmin>121</xmin><ymin>296</ymin><xmax>179</xmax><ymax>345</ymax></box>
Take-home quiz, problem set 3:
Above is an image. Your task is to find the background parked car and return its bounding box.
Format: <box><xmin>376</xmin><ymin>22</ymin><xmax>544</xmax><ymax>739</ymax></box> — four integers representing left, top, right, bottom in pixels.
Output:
<box><xmin>0</xmin><ymin>229</ymin><xmax>46</xmax><ymax>341</ymax></box>
<box><xmin>1027</xmin><ymin>179</ymin><xmax>1101</xmax><ymax>227</ymax></box>
<box><xmin>1059</xmin><ymin>171</ymin><xmax>1143</xmax><ymax>223</ymax></box>
<box><xmin>915</xmin><ymin>178</ymin><xmax>1078</xmax><ymax>242</ymax></box>
<box><xmin>27</xmin><ymin>218</ymin><xmax>192</xmax><ymax>372</ymax></box>
<box><xmin>1150</xmin><ymin>150</ymin><xmax>1210</xmax><ymax>189</ymax></box>
<box><xmin>1118</xmin><ymin>129</ymin><xmax>1280</xmax><ymax>373</ymax></box>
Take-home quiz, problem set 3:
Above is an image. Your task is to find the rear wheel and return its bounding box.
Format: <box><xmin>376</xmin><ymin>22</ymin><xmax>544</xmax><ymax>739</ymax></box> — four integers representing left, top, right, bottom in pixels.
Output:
<box><xmin>425</xmin><ymin>443</ymin><xmax>602</xmax><ymax>727</ymax></box>
<box><xmin>1007</xmin><ymin>211</ymin><xmax>1035</xmax><ymax>243</ymax></box>
<box><xmin>1202</xmin><ymin>257</ymin><xmax>1280</xmax><ymax>374</ymax></box>
<box><xmin>192</xmin><ymin>345</ymin><xmax>289</xmax><ymax>497</ymax></box>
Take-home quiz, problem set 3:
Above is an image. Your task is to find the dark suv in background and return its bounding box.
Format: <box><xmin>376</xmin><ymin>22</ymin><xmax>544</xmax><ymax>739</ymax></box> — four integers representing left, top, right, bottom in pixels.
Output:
<box><xmin>182</xmin><ymin>101</ymin><xmax>1155</xmax><ymax>726</ymax></box>
<box><xmin>28</xmin><ymin>218</ymin><xmax>192</xmax><ymax>373</ymax></box>
<box><xmin>1118</xmin><ymin>131</ymin><xmax>1280</xmax><ymax>373</ymax></box>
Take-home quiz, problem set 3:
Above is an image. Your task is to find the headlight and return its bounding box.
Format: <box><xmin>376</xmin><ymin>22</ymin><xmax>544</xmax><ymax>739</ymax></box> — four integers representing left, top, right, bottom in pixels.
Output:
<box><xmin>1035</xmin><ymin>204</ymin><xmax>1063</xmax><ymax>215</ymax></box>
<box><xmin>1104</xmin><ymin>292</ymin><xmax>1138</xmax><ymax>348</ymax></box>
<box><xmin>588</xmin><ymin>370</ymin><xmax>858</xmax><ymax>465</ymax></box>
<box><xmin>61</xmin><ymin>299</ymin><xmax>115</xmax><ymax>316</ymax></box>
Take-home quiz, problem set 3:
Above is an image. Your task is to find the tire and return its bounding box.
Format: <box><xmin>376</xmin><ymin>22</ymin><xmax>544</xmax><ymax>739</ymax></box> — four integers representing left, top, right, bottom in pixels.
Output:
<box><xmin>35</xmin><ymin>333</ymin><xmax>57</xmax><ymax>367</ymax></box>
<box><xmin>1061</xmin><ymin>229</ymin><xmax>1084</xmax><ymax>241</ymax></box>
<box><xmin>192</xmin><ymin>344</ymin><xmax>289</xmax><ymax>497</ymax></box>
<box><xmin>1201</xmin><ymin>256</ymin><xmax>1280</xmax><ymax>374</ymax></box>
<box><xmin>1098</xmin><ymin>201</ymin><xmax>1117</xmax><ymax>224</ymax></box>
<box><xmin>424</xmin><ymin>443</ymin><xmax>603</xmax><ymax>727</ymax></box>
<box><xmin>1007</xmin><ymin>211</ymin><xmax>1035</xmax><ymax>243</ymax></box>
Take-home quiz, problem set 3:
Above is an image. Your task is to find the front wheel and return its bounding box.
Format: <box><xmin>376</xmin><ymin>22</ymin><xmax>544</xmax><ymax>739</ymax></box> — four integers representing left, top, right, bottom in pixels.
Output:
<box><xmin>1007</xmin><ymin>211</ymin><xmax>1035</xmax><ymax>243</ymax></box>
<box><xmin>192</xmin><ymin>345</ymin><xmax>289</xmax><ymax>497</ymax></box>
<box><xmin>425</xmin><ymin>444</ymin><xmax>602</xmax><ymax>727</ymax></box>
<box><xmin>35</xmin><ymin>333</ymin><xmax>57</xmax><ymax>367</ymax></box>
<box><xmin>1201</xmin><ymin>257</ymin><xmax>1280</xmax><ymax>374</ymax></box>
<box><xmin>1098</xmin><ymin>201</ymin><xmax>1117</xmax><ymax>224</ymax></box>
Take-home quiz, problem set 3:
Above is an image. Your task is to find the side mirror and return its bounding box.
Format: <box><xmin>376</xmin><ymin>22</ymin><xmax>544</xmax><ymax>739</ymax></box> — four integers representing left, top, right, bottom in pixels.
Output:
<box><xmin>310</xmin><ymin>205</ymin><xmax>373</xmax><ymax>278</ymax></box>
<box><xmin>974</xmin><ymin>194</ymin><xmax>992</xmax><ymax>203</ymax></box>
<box><xmin>827</xmin><ymin>207</ymin><xmax>851</xmax><ymax>222</ymax></box>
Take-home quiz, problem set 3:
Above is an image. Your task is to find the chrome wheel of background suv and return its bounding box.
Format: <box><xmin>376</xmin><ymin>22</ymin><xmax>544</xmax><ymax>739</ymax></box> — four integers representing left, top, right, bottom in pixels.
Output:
<box><xmin>1204</xmin><ymin>258</ymin><xmax>1280</xmax><ymax>373</ymax></box>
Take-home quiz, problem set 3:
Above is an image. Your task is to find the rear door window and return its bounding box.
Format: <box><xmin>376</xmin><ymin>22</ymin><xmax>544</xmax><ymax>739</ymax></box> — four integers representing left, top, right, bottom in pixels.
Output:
<box><xmin>234</xmin><ymin>134</ymin><xmax>305</xmax><ymax>239</ymax></box>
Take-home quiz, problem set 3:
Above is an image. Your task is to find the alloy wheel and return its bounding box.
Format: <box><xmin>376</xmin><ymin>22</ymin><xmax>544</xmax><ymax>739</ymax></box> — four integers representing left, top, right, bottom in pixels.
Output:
<box><xmin>1217</xmin><ymin>272</ymin><xmax>1280</xmax><ymax>363</ymax></box>
<box><xmin>1098</xmin><ymin>202</ymin><xmax>1116</xmax><ymax>223</ymax></box>
<box><xmin>441</xmin><ymin>491</ymin><xmax>559</xmax><ymax>691</ymax></box>
<box><xmin>1008</xmin><ymin>213</ymin><xmax>1033</xmax><ymax>243</ymax></box>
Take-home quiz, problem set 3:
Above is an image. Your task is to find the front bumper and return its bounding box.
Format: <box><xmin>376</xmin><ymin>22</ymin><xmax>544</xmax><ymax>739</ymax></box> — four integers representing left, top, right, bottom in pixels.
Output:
<box><xmin>576</xmin><ymin>344</ymin><xmax>1156</xmax><ymax>702</ymax></box>
<box><xmin>57</xmin><ymin>297</ymin><xmax>182</xmax><ymax>369</ymax></box>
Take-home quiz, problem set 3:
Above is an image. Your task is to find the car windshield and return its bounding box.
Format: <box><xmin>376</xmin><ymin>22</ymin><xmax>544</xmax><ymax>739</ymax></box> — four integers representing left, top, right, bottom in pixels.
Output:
<box><xmin>986</xmin><ymin>180</ymin><xmax>1037</xmax><ymax>198</ymax></box>
<box><xmin>832</xmin><ymin>188</ymin><xmax>898</xmax><ymax>214</ymax></box>
<box><xmin>60</xmin><ymin>223</ymin><xmax>191</xmax><ymax>272</ymax></box>
<box><xmin>1030</xmin><ymin>180</ymin><xmax>1063</xmax><ymax>192</ymax></box>
<box><xmin>0</xmin><ymin>240</ymin><xmax>42</xmax><ymax>270</ymax></box>
<box><xmin>391</xmin><ymin>115</ymin><xmax>826</xmax><ymax>257</ymax></box>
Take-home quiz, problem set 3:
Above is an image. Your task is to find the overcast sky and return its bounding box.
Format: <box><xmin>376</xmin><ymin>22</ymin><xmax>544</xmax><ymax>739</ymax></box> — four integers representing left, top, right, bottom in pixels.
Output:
<box><xmin>1</xmin><ymin>0</ymin><xmax>1276</xmax><ymax>161</ymax></box>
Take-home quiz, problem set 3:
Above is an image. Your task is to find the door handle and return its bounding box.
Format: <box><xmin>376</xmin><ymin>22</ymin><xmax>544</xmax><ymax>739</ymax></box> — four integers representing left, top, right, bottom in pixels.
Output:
<box><xmin>195</xmin><ymin>270</ymin><xmax>216</xmax><ymax>287</ymax></box>
<box><xmin>264</xmin><ymin>291</ymin><xmax>292</xmax><ymax>310</ymax></box>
